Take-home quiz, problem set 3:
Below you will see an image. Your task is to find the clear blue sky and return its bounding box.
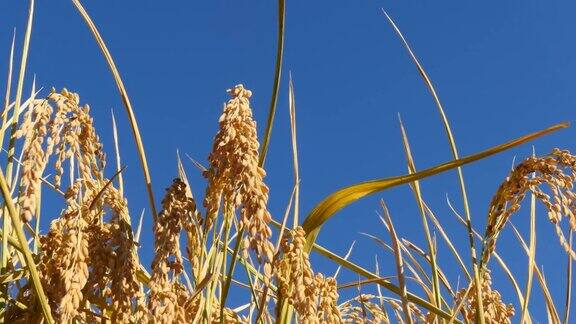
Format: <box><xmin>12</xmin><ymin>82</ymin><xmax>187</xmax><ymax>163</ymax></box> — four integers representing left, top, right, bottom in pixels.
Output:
<box><xmin>2</xmin><ymin>0</ymin><xmax>575</xmax><ymax>321</ymax></box>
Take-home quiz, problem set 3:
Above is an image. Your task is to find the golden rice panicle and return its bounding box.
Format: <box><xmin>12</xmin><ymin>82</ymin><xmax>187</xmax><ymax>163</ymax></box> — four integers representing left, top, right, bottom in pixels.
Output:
<box><xmin>17</xmin><ymin>89</ymin><xmax>106</xmax><ymax>222</ymax></box>
<box><xmin>52</xmin><ymin>90</ymin><xmax>82</xmax><ymax>188</ymax></box>
<box><xmin>48</xmin><ymin>89</ymin><xmax>105</xmax><ymax>187</ymax></box>
<box><xmin>203</xmin><ymin>84</ymin><xmax>274</xmax><ymax>264</ymax></box>
<box><xmin>58</xmin><ymin>227</ymin><xmax>90</xmax><ymax>322</ymax></box>
<box><xmin>99</xmin><ymin>182</ymin><xmax>141</xmax><ymax>322</ymax></box>
<box><xmin>148</xmin><ymin>178</ymin><xmax>192</xmax><ymax>322</ymax></box>
<box><xmin>274</xmin><ymin>226</ymin><xmax>342</xmax><ymax>323</ymax></box>
<box><xmin>14</xmin><ymin>178</ymin><xmax>141</xmax><ymax>322</ymax></box>
<box><xmin>17</xmin><ymin>97</ymin><xmax>52</xmax><ymax>222</ymax></box>
<box><xmin>339</xmin><ymin>294</ymin><xmax>388</xmax><ymax>323</ymax></box>
<box><xmin>315</xmin><ymin>274</ymin><xmax>342</xmax><ymax>323</ymax></box>
<box><xmin>174</xmin><ymin>179</ymin><xmax>203</xmax><ymax>281</ymax></box>
<box><xmin>275</xmin><ymin>226</ymin><xmax>317</xmax><ymax>320</ymax></box>
<box><xmin>482</xmin><ymin>148</ymin><xmax>576</xmax><ymax>264</ymax></box>
<box><xmin>455</xmin><ymin>270</ymin><xmax>514</xmax><ymax>323</ymax></box>
<box><xmin>85</xmin><ymin>222</ymin><xmax>114</xmax><ymax>301</ymax></box>
<box><xmin>77</xmin><ymin>103</ymin><xmax>106</xmax><ymax>181</ymax></box>
<box><xmin>27</xmin><ymin>181</ymin><xmax>89</xmax><ymax>322</ymax></box>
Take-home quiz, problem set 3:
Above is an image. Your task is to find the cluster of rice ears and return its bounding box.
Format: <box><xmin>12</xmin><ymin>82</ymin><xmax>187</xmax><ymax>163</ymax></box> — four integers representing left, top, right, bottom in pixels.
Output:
<box><xmin>0</xmin><ymin>0</ymin><xmax>573</xmax><ymax>323</ymax></box>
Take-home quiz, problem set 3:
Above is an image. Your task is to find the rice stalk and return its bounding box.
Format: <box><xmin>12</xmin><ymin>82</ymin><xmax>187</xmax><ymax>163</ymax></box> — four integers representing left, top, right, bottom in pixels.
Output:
<box><xmin>2</xmin><ymin>2</ymin><xmax>575</xmax><ymax>321</ymax></box>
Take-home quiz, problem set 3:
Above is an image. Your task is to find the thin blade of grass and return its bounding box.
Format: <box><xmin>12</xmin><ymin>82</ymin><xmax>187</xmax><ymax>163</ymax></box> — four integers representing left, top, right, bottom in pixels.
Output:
<box><xmin>1</xmin><ymin>2</ymin><xmax>47</xmax><ymax>321</ymax></box>
<box><xmin>0</xmin><ymin>30</ymin><xmax>16</xmax><ymax>149</ymax></box>
<box><xmin>71</xmin><ymin>0</ymin><xmax>158</xmax><ymax>220</ymax></box>
<box><xmin>564</xmin><ymin>230</ymin><xmax>573</xmax><ymax>324</ymax></box>
<box><xmin>493</xmin><ymin>252</ymin><xmax>531</xmax><ymax>322</ymax></box>
<box><xmin>333</xmin><ymin>240</ymin><xmax>355</xmax><ymax>279</ymax></box>
<box><xmin>302</xmin><ymin>122</ymin><xmax>568</xmax><ymax>251</ymax></box>
<box><xmin>402</xmin><ymin>237</ymin><xmax>455</xmax><ymax>298</ymax></box>
<box><xmin>363</xmin><ymin>232</ymin><xmax>434</xmax><ymax>301</ymax></box>
<box><xmin>425</xmin><ymin>203</ymin><xmax>471</xmax><ymax>280</ymax></box>
<box><xmin>111</xmin><ymin>109</ymin><xmax>124</xmax><ymax>195</ymax></box>
<box><xmin>399</xmin><ymin>115</ymin><xmax>442</xmax><ymax>309</ymax></box>
<box><xmin>134</xmin><ymin>209</ymin><xmax>145</xmax><ymax>244</ymax></box>
<box><xmin>0</xmin><ymin>269</ymin><xmax>25</xmax><ymax>285</ymax></box>
<box><xmin>274</xmin><ymin>184</ymin><xmax>298</xmax><ymax>254</ymax></box>
<box><xmin>5</xmin><ymin>0</ymin><xmax>34</xmax><ymax>183</ymax></box>
<box><xmin>288</xmin><ymin>73</ymin><xmax>300</xmax><ymax>228</ymax></box>
<box><xmin>274</xmin><ymin>73</ymin><xmax>299</xmax><ymax>324</ymax></box>
<box><xmin>258</xmin><ymin>0</ymin><xmax>285</xmax><ymax>167</ymax></box>
<box><xmin>382</xmin><ymin>10</ymin><xmax>485</xmax><ymax>322</ymax></box>
<box><xmin>510</xmin><ymin>223</ymin><xmax>561</xmax><ymax>323</ymax></box>
<box><xmin>375</xmin><ymin>255</ymin><xmax>390</xmax><ymax>321</ymax></box>
<box><xmin>0</xmin><ymin>168</ymin><xmax>53</xmax><ymax>323</ymax></box>
<box><xmin>268</xmin><ymin>183</ymin><xmax>297</xmax><ymax>323</ymax></box>
<box><xmin>448</xmin><ymin>284</ymin><xmax>472</xmax><ymax>324</ymax></box>
<box><xmin>184</xmin><ymin>153</ymin><xmax>207</xmax><ymax>173</ymax></box>
<box><xmin>381</xmin><ymin>201</ymin><xmax>413</xmax><ymax>324</ymax></box>
<box><xmin>337</xmin><ymin>277</ymin><xmax>396</xmax><ymax>290</ymax></box>
<box><xmin>450</xmin><ymin>201</ymin><xmax>532</xmax><ymax>322</ymax></box>
<box><xmin>88</xmin><ymin>166</ymin><xmax>126</xmax><ymax>211</ymax></box>
<box><xmin>521</xmin><ymin>173</ymin><xmax>537</xmax><ymax>323</ymax></box>
<box><xmin>1</xmin><ymin>33</ymin><xmax>16</xmax><ymax>315</ymax></box>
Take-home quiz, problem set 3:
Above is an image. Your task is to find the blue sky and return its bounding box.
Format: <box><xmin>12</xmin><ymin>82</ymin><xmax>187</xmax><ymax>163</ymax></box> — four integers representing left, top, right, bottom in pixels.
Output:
<box><xmin>1</xmin><ymin>0</ymin><xmax>576</xmax><ymax>320</ymax></box>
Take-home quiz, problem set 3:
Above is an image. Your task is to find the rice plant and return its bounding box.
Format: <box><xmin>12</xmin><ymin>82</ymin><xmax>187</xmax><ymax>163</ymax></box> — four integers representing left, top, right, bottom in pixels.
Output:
<box><xmin>0</xmin><ymin>1</ymin><xmax>573</xmax><ymax>323</ymax></box>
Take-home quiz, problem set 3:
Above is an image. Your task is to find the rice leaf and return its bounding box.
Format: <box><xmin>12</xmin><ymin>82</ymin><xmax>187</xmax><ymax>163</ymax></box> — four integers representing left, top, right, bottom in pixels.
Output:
<box><xmin>72</xmin><ymin>0</ymin><xmax>158</xmax><ymax>220</ymax></box>
<box><xmin>288</xmin><ymin>73</ymin><xmax>300</xmax><ymax>228</ymax></box>
<box><xmin>382</xmin><ymin>10</ymin><xmax>486</xmax><ymax>322</ymax></box>
<box><xmin>399</xmin><ymin>116</ymin><xmax>442</xmax><ymax>309</ymax></box>
<box><xmin>510</xmin><ymin>223</ymin><xmax>561</xmax><ymax>323</ymax></box>
<box><xmin>258</xmin><ymin>0</ymin><xmax>285</xmax><ymax>167</ymax></box>
<box><xmin>381</xmin><ymin>201</ymin><xmax>413</xmax><ymax>323</ymax></box>
<box><xmin>564</xmin><ymin>230</ymin><xmax>573</xmax><ymax>324</ymax></box>
<box><xmin>1</xmin><ymin>33</ymin><xmax>16</xmax><ymax>309</ymax></box>
<box><xmin>111</xmin><ymin>109</ymin><xmax>124</xmax><ymax>195</ymax></box>
<box><xmin>0</xmin><ymin>168</ymin><xmax>53</xmax><ymax>323</ymax></box>
<box><xmin>521</xmin><ymin>173</ymin><xmax>537</xmax><ymax>323</ymax></box>
<box><xmin>302</xmin><ymin>122</ymin><xmax>568</xmax><ymax>251</ymax></box>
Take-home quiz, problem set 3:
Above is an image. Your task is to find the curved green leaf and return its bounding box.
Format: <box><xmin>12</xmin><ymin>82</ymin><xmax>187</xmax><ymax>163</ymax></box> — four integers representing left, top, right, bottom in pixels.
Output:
<box><xmin>302</xmin><ymin>122</ymin><xmax>568</xmax><ymax>251</ymax></box>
